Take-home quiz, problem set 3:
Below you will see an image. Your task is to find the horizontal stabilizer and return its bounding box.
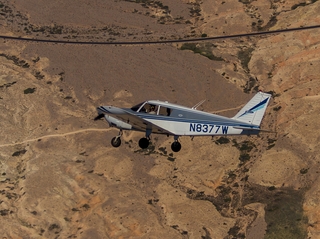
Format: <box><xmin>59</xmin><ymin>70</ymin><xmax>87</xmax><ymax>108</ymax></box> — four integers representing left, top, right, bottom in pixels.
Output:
<box><xmin>233</xmin><ymin>126</ymin><xmax>275</xmax><ymax>133</ymax></box>
<box><xmin>233</xmin><ymin>126</ymin><xmax>260</xmax><ymax>131</ymax></box>
<box><xmin>233</xmin><ymin>92</ymin><xmax>271</xmax><ymax>126</ymax></box>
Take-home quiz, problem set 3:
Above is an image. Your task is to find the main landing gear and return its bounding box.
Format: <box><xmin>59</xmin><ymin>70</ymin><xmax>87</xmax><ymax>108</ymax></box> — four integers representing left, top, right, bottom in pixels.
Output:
<box><xmin>138</xmin><ymin>128</ymin><xmax>151</xmax><ymax>149</ymax></box>
<box><xmin>171</xmin><ymin>136</ymin><xmax>181</xmax><ymax>152</ymax></box>
<box><xmin>171</xmin><ymin>141</ymin><xmax>181</xmax><ymax>152</ymax></box>
<box><xmin>138</xmin><ymin>136</ymin><xmax>182</xmax><ymax>152</ymax></box>
<box><xmin>138</xmin><ymin>137</ymin><xmax>150</xmax><ymax>149</ymax></box>
<box><xmin>110</xmin><ymin>129</ymin><xmax>151</xmax><ymax>149</ymax></box>
<box><xmin>110</xmin><ymin>130</ymin><xmax>182</xmax><ymax>152</ymax></box>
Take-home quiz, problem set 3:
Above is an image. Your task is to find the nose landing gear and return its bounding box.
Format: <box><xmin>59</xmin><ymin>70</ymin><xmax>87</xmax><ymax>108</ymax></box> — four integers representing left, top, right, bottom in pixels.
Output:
<box><xmin>111</xmin><ymin>130</ymin><xmax>122</xmax><ymax>147</ymax></box>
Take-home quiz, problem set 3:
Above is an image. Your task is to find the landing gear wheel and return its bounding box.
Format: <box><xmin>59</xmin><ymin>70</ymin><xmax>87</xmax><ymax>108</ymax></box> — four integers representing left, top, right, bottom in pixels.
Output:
<box><xmin>171</xmin><ymin>141</ymin><xmax>181</xmax><ymax>152</ymax></box>
<box><xmin>139</xmin><ymin>137</ymin><xmax>150</xmax><ymax>149</ymax></box>
<box><xmin>111</xmin><ymin>137</ymin><xmax>121</xmax><ymax>147</ymax></box>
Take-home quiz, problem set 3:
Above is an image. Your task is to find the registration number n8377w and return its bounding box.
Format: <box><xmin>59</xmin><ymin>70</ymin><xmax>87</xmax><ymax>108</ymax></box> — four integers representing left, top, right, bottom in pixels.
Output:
<box><xmin>189</xmin><ymin>123</ymin><xmax>229</xmax><ymax>134</ymax></box>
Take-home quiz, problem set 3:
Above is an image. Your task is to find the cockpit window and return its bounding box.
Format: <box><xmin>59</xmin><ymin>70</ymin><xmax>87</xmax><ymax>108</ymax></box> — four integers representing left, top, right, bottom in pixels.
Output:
<box><xmin>131</xmin><ymin>102</ymin><xmax>171</xmax><ymax>116</ymax></box>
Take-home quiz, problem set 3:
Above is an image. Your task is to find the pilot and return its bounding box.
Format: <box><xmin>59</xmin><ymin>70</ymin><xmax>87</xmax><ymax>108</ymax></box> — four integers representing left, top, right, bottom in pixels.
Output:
<box><xmin>149</xmin><ymin>105</ymin><xmax>157</xmax><ymax>114</ymax></box>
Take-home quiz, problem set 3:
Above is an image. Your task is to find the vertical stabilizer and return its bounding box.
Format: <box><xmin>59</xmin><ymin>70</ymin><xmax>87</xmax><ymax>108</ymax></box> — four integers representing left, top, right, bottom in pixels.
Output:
<box><xmin>232</xmin><ymin>92</ymin><xmax>271</xmax><ymax>126</ymax></box>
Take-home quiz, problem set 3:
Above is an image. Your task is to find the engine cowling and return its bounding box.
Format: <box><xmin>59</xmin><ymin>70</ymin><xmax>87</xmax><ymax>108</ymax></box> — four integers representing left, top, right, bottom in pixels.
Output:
<box><xmin>104</xmin><ymin>115</ymin><xmax>132</xmax><ymax>130</ymax></box>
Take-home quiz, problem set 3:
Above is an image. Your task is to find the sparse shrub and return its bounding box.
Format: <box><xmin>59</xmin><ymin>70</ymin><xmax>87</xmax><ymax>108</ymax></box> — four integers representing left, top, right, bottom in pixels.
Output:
<box><xmin>158</xmin><ymin>147</ymin><xmax>167</xmax><ymax>154</ymax></box>
<box><xmin>224</xmin><ymin>196</ymin><xmax>231</xmax><ymax>202</ymax></box>
<box><xmin>300</xmin><ymin>168</ymin><xmax>308</xmax><ymax>174</ymax></box>
<box><xmin>291</xmin><ymin>2</ymin><xmax>307</xmax><ymax>10</ymax></box>
<box><xmin>34</xmin><ymin>71</ymin><xmax>44</xmax><ymax>80</ymax></box>
<box><xmin>237</xmin><ymin>47</ymin><xmax>254</xmax><ymax>73</ymax></box>
<box><xmin>48</xmin><ymin>223</ymin><xmax>60</xmax><ymax>231</ymax></box>
<box><xmin>268</xmin><ymin>186</ymin><xmax>276</xmax><ymax>191</ymax></box>
<box><xmin>266</xmin><ymin>144</ymin><xmax>275</xmax><ymax>150</ymax></box>
<box><xmin>215</xmin><ymin>137</ymin><xmax>230</xmax><ymax>144</ymax></box>
<box><xmin>239</xmin><ymin>153</ymin><xmax>250</xmax><ymax>162</ymax></box>
<box><xmin>82</xmin><ymin>204</ymin><xmax>90</xmax><ymax>210</ymax></box>
<box><xmin>0</xmin><ymin>209</ymin><xmax>9</xmax><ymax>216</ymax></box>
<box><xmin>24</xmin><ymin>88</ymin><xmax>36</xmax><ymax>94</ymax></box>
<box><xmin>243</xmin><ymin>77</ymin><xmax>257</xmax><ymax>93</ymax></box>
<box><xmin>234</xmin><ymin>140</ymin><xmax>255</xmax><ymax>153</ymax></box>
<box><xmin>239</xmin><ymin>141</ymin><xmax>254</xmax><ymax>152</ymax></box>
<box><xmin>0</xmin><ymin>81</ymin><xmax>16</xmax><ymax>88</ymax></box>
<box><xmin>12</xmin><ymin>149</ymin><xmax>27</xmax><ymax>156</ymax></box>
<box><xmin>31</xmin><ymin>211</ymin><xmax>37</xmax><ymax>215</ymax></box>
<box><xmin>0</xmin><ymin>54</ymin><xmax>30</xmax><ymax>68</ymax></box>
<box><xmin>167</xmin><ymin>156</ymin><xmax>175</xmax><ymax>162</ymax></box>
<box><xmin>32</xmin><ymin>56</ymin><xmax>40</xmax><ymax>63</ymax></box>
<box><xmin>180</xmin><ymin>43</ymin><xmax>224</xmax><ymax>61</ymax></box>
<box><xmin>273</xmin><ymin>106</ymin><xmax>281</xmax><ymax>111</ymax></box>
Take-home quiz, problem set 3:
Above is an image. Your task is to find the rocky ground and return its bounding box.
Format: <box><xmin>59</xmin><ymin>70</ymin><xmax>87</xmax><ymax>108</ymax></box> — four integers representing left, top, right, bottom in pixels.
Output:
<box><xmin>0</xmin><ymin>0</ymin><xmax>320</xmax><ymax>238</ymax></box>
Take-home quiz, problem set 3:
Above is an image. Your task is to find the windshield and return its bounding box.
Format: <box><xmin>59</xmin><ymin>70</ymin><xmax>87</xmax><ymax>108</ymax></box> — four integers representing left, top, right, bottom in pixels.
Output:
<box><xmin>131</xmin><ymin>102</ymin><xmax>146</xmax><ymax>112</ymax></box>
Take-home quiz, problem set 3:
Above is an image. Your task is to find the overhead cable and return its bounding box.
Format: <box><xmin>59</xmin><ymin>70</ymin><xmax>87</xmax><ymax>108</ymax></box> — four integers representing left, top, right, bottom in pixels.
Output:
<box><xmin>0</xmin><ymin>24</ymin><xmax>320</xmax><ymax>45</ymax></box>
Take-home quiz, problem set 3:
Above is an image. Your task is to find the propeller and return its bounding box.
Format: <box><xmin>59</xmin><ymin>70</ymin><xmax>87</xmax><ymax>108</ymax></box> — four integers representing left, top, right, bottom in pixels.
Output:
<box><xmin>94</xmin><ymin>114</ymin><xmax>105</xmax><ymax>121</ymax></box>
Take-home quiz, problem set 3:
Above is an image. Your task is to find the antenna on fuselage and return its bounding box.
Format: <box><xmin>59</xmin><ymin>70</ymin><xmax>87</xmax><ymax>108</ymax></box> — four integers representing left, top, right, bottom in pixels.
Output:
<box><xmin>192</xmin><ymin>99</ymin><xmax>206</xmax><ymax>110</ymax></box>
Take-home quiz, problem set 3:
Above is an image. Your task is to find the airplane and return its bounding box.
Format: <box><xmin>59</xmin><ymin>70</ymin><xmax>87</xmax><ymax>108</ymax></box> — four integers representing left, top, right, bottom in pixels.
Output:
<box><xmin>94</xmin><ymin>91</ymin><xmax>272</xmax><ymax>152</ymax></box>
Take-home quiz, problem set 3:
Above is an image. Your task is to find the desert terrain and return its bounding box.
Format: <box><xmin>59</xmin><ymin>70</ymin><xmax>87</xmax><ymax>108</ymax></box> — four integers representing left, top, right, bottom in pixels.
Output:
<box><xmin>0</xmin><ymin>0</ymin><xmax>320</xmax><ymax>238</ymax></box>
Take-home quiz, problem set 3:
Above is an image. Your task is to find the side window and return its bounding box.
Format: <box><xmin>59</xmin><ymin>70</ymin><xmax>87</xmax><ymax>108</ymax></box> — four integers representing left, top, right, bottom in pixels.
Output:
<box><xmin>158</xmin><ymin>106</ymin><xmax>171</xmax><ymax>116</ymax></box>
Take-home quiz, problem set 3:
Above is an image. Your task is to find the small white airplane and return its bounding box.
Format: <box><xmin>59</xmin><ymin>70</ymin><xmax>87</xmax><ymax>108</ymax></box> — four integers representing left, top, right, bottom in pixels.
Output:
<box><xmin>94</xmin><ymin>91</ymin><xmax>272</xmax><ymax>152</ymax></box>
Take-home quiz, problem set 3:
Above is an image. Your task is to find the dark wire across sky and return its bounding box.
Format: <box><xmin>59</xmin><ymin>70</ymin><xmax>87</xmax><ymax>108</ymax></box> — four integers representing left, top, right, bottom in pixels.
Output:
<box><xmin>1</xmin><ymin>25</ymin><xmax>320</xmax><ymax>45</ymax></box>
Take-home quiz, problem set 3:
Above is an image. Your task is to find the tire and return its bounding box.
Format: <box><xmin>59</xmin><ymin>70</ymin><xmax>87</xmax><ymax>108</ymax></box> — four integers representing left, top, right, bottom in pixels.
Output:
<box><xmin>111</xmin><ymin>137</ymin><xmax>121</xmax><ymax>147</ymax></box>
<box><xmin>171</xmin><ymin>141</ymin><xmax>181</xmax><ymax>152</ymax></box>
<box><xmin>139</xmin><ymin>137</ymin><xmax>150</xmax><ymax>149</ymax></box>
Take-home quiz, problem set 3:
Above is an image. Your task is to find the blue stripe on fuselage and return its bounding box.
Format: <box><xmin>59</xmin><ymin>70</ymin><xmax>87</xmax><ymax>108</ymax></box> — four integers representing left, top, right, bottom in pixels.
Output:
<box><xmin>137</xmin><ymin>113</ymin><xmax>259</xmax><ymax>129</ymax></box>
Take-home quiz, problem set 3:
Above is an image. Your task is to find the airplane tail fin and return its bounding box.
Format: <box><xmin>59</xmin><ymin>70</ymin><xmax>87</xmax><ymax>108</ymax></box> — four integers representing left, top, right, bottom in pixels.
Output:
<box><xmin>232</xmin><ymin>92</ymin><xmax>271</xmax><ymax>126</ymax></box>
